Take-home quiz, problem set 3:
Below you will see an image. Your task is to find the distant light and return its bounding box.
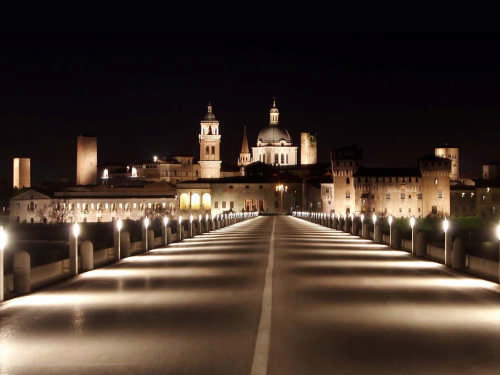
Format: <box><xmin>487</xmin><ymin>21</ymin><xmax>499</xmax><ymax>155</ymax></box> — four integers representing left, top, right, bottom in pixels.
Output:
<box><xmin>116</xmin><ymin>219</ymin><xmax>123</xmax><ymax>231</ymax></box>
<box><xmin>72</xmin><ymin>223</ymin><xmax>80</xmax><ymax>238</ymax></box>
<box><xmin>144</xmin><ymin>217</ymin><xmax>150</xmax><ymax>229</ymax></box>
<box><xmin>388</xmin><ymin>215</ymin><xmax>393</xmax><ymax>226</ymax></box>
<box><xmin>443</xmin><ymin>218</ymin><xmax>449</xmax><ymax>233</ymax></box>
<box><xmin>131</xmin><ymin>167</ymin><xmax>138</xmax><ymax>178</ymax></box>
<box><xmin>153</xmin><ymin>155</ymin><xmax>158</xmax><ymax>163</ymax></box>
<box><xmin>0</xmin><ymin>227</ymin><xmax>8</xmax><ymax>250</ymax></box>
<box><xmin>102</xmin><ymin>168</ymin><xmax>109</xmax><ymax>180</ymax></box>
<box><xmin>163</xmin><ymin>216</ymin><xmax>169</xmax><ymax>226</ymax></box>
<box><xmin>410</xmin><ymin>216</ymin><xmax>416</xmax><ymax>229</ymax></box>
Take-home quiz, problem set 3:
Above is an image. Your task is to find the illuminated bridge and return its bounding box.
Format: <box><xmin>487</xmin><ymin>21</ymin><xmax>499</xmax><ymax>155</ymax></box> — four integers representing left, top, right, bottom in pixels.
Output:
<box><xmin>2</xmin><ymin>216</ymin><xmax>500</xmax><ymax>374</ymax></box>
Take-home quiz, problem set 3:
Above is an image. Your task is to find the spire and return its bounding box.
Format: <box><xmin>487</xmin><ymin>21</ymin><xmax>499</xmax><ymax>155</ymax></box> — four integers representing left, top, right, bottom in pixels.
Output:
<box><xmin>269</xmin><ymin>97</ymin><xmax>279</xmax><ymax>125</ymax></box>
<box><xmin>240</xmin><ymin>125</ymin><xmax>250</xmax><ymax>154</ymax></box>
<box><xmin>207</xmin><ymin>101</ymin><xmax>212</xmax><ymax>113</ymax></box>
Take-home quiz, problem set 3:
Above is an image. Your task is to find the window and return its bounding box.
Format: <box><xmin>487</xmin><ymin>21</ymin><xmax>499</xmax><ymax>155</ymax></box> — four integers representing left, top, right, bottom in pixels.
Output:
<box><xmin>229</xmin><ymin>185</ymin><xmax>234</xmax><ymax>189</ymax></box>
<box><xmin>230</xmin><ymin>201</ymin><xmax>234</xmax><ymax>209</ymax></box>
<box><xmin>281</xmin><ymin>154</ymin><xmax>284</xmax><ymax>164</ymax></box>
<box><xmin>400</xmin><ymin>193</ymin><xmax>405</xmax><ymax>200</ymax></box>
<box><xmin>180</xmin><ymin>193</ymin><xmax>190</xmax><ymax>210</ymax></box>
<box><xmin>222</xmin><ymin>201</ymin><xmax>226</xmax><ymax>209</ymax></box>
<box><xmin>275</xmin><ymin>154</ymin><xmax>279</xmax><ymax>164</ymax></box>
<box><xmin>417</xmin><ymin>193</ymin><xmax>422</xmax><ymax>200</ymax></box>
<box><xmin>206</xmin><ymin>146</ymin><xmax>209</xmax><ymax>154</ymax></box>
<box><xmin>408</xmin><ymin>208</ymin><xmax>411</xmax><ymax>213</ymax></box>
<box><xmin>211</xmin><ymin>146</ymin><xmax>215</xmax><ymax>154</ymax></box>
<box><xmin>399</xmin><ymin>208</ymin><xmax>403</xmax><ymax>212</ymax></box>
<box><xmin>202</xmin><ymin>193</ymin><xmax>211</xmax><ymax>209</ymax></box>
<box><xmin>434</xmin><ymin>178</ymin><xmax>438</xmax><ymax>185</ymax></box>
<box><xmin>437</xmin><ymin>192</ymin><xmax>443</xmax><ymax>199</ymax></box>
<box><xmin>245</xmin><ymin>185</ymin><xmax>249</xmax><ymax>189</ymax></box>
<box><xmin>214</xmin><ymin>201</ymin><xmax>219</xmax><ymax>208</ymax></box>
<box><xmin>191</xmin><ymin>193</ymin><xmax>201</xmax><ymax>210</ymax></box>
<box><xmin>346</xmin><ymin>177</ymin><xmax>350</xmax><ymax>184</ymax></box>
<box><xmin>346</xmin><ymin>192</ymin><xmax>350</xmax><ymax>199</ymax></box>
<box><xmin>286</xmin><ymin>154</ymin><xmax>289</xmax><ymax>164</ymax></box>
<box><xmin>385</xmin><ymin>193</ymin><xmax>390</xmax><ymax>200</ymax></box>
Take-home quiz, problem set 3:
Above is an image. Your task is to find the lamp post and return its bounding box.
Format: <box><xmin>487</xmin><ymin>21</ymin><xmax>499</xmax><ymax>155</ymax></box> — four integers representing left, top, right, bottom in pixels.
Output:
<box><xmin>206</xmin><ymin>214</ymin><xmax>210</xmax><ymax>232</ymax></box>
<box><xmin>116</xmin><ymin>219</ymin><xmax>123</xmax><ymax>260</ymax></box>
<box><xmin>410</xmin><ymin>216</ymin><xmax>416</xmax><ymax>255</ymax></box>
<box><xmin>72</xmin><ymin>223</ymin><xmax>80</xmax><ymax>275</ymax></box>
<box><xmin>496</xmin><ymin>223</ymin><xmax>500</xmax><ymax>280</ymax></box>
<box><xmin>190</xmin><ymin>215</ymin><xmax>194</xmax><ymax>237</ymax></box>
<box><xmin>163</xmin><ymin>216</ymin><xmax>169</xmax><ymax>246</ymax></box>
<box><xmin>144</xmin><ymin>217</ymin><xmax>150</xmax><ymax>251</ymax></box>
<box><xmin>388</xmin><ymin>215</ymin><xmax>393</xmax><ymax>245</ymax></box>
<box><xmin>178</xmin><ymin>216</ymin><xmax>183</xmax><ymax>241</ymax></box>
<box><xmin>360</xmin><ymin>214</ymin><xmax>365</xmax><ymax>237</ymax></box>
<box><xmin>372</xmin><ymin>213</ymin><xmax>377</xmax><ymax>241</ymax></box>
<box><xmin>443</xmin><ymin>218</ymin><xmax>450</xmax><ymax>265</ymax></box>
<box><xmin>0</xmin><ymin>226</ymin><xmax>8</xmax><ymax>302</ymax></box>
<box><xmin>275</xmin><ymin>184</ymin><xmax>288</xmax><ymax>212</ymax></box>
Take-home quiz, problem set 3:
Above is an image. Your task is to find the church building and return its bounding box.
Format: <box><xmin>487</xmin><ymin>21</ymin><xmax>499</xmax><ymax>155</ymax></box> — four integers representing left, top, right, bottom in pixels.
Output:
<box><xmin>251</xmin><ymin>99</ymin><xmax>298</xmax><ymax>167</ymax></box>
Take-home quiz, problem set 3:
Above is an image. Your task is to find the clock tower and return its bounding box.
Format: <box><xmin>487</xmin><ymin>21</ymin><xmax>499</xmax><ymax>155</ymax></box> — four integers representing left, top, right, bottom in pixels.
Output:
<box><xmin>198</xmin><ymin>103</ymin><xmax>222</xmax><ymax>178</ymax></box>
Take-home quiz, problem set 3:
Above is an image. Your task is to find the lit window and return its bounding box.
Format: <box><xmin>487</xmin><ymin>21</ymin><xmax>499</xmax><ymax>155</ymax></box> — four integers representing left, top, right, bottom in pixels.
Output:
<box><xmin>202</xmin><ymin>193</ymin><xmax>211</xmax><ymax>209</ymax></box>
<box><xmin>434</xmin><ymin>178</ymin><xmax>438</xmax><ymax>185</ymax></box>
<box><xmin>148</xmin><ymin>202</ymin><xmax>152</xmax><ymax>208</ymax></box>
<box><xmin>133</xmin><ymin>203</ymin><xmax>137</xmax><ymax>209</ymax></box>
<box><xmin>131</xmin><ymin>167</ymin><xmax>138</xmax><ymax>178</ymax></box>
<box><xmin>77</xmin><ymin>203</ymin><xmax>81</xmax><ymax>209</ymax></box>
<box><xmin>119</xmin><ymin>203</ymin><xmax>123</xmax><ymax>209</ymax></box>
<box><xmin>180</xmin><ymin>193</ymin><xmax>190</xmax><ymax>210</ymax></box>
<box><xmin>191</xmin><ymin>193</ymin><xmax>201</xmax><ymax>210</ymax></box>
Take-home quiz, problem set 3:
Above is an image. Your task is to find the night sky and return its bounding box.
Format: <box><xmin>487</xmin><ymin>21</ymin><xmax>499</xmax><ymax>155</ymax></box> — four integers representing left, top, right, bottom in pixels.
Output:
<box><xmin>1</xmin><ymin>33</ymin><xmax>499</xmax><ymax>186</ymax></box>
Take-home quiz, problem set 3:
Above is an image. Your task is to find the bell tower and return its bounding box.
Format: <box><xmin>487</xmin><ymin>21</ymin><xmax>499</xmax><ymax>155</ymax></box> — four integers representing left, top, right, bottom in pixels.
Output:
<box><xmin>198</xmin><ymin>102</ymin><xmax>222</xmax><ymax>178</ymax></box>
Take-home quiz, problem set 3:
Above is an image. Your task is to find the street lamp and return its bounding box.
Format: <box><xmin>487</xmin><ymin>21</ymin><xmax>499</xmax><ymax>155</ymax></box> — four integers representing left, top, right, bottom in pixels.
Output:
<box><xmin>163</xmin><ymin>216</ymin><xmax>169</xmax><ymax>246</ymax></box>
<box><xmin>144</xmin><ymin>217</ymin><xmax>150</xmax><ymax>251</ymax></box>
<box><xmin>443</xmin><ymin>217</ymin><xmax>450</xmax><ymax>265</ymax></box>
<box><xmin>275</xmin><ymin>184</ymin><xmax>288</xmax><ymax>212</ymax></box>
<box><xmin>360</xmin><ymin>213</ymin><xmax>365</xmax><ymax>237</ymax></box>
<box><xmin>72</xmin><ymin>223</ymin><xmax>80</xmax><ymax>275</ymax></box>
<box><xmin>206</xmin><ymin>214</ymin><xmax>210</xmax><ymax>231</ymax></box>
<box><xmin>0</xmin><ymin>226</ymin><xmax>8</xmax><ymax>302</ymax></box>
<box><xmin>190</xmin><ymin>215</ymin><xmax>194</xmax><ymax>237</ymax></box>
<box><xmin>178</xmin><ymin>216</ymin><xmax>183</xmax><ymax>240</ymax></box>
<box><xmin>388</xmin><ymin>215</ymin><xmax>393</xmax><ymax>245</ymax></box>
<box><xmin>410</xmin><ymin>216</ymin><xmax>416</xmax><ymax>255</ymax></box>
<box><xmin>116</xmin><ymin>219</ymin><xmax>123</xmax><ymax>260</ymax></box>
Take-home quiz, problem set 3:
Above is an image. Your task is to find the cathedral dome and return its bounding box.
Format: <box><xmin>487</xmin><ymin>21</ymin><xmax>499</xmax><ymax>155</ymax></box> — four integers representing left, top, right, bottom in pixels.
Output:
<box><xmin>257</xmin><ymin>125</ymin><xmax>292</xmax><ymax>145</ymax></box>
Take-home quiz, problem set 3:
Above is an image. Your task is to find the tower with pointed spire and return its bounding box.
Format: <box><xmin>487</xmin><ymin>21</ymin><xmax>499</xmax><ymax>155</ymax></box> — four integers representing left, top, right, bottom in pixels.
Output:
<box><xmin>198</xmin><ymin>102</ymin><xmax>222</xmax><ymax>178</ymax></box>
<box><xmin>238</xmin><ymin>125</ymin><xmax>252</xmax><ymax>169</ymax></box>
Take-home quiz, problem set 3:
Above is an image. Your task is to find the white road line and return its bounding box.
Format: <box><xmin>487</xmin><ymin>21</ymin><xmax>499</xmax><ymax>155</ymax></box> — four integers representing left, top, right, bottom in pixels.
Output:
<box><xmin>250</xmin><ymin>216</ymin><xmax>276</xmax><ymax>375</ymax></box>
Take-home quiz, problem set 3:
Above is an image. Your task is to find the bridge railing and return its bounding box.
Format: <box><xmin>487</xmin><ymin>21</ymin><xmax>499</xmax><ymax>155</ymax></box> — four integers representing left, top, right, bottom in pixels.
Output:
<box><xmin>292</xmin><ymin>210</ymin><xmax>500</xmax><ymax>284</ymax></box>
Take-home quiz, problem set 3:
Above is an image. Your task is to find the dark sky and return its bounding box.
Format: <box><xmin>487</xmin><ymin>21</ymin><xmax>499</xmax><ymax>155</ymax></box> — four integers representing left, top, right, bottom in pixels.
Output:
<box><xmin>1</xmin><ymin>33</ymin><xmax>499</xmax><ymax>185</ymax></box>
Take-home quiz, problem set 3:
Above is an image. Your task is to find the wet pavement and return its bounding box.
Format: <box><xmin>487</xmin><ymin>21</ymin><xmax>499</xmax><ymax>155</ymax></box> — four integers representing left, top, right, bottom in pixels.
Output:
<box><xmin>1</xmin><ymin>216</ymin><xmax>500</xmax><ymax>374</ymax></box>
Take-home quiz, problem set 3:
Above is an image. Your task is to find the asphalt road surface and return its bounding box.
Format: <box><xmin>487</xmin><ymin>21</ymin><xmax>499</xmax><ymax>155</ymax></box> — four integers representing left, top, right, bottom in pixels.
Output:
<box><xmin>1</xmin><ymin>216</ymin><xmax>500</xmax><ymax>374</ymax></box>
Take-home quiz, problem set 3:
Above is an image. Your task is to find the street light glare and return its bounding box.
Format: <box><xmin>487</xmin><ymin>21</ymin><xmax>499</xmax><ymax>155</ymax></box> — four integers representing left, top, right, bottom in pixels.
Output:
<box><xmin>443</xmin><ymin>218</ymin><xmax>449</xmax><ymax>233</ymax></box>
<box><xmin>163</xmin><ymin>216</ymin><xmax>169</xmax><ymax>226</ymax></box>
<box><xmin>116</xmin><ymin>219</ymin><xmax>123</xmax><ymax>231</ymax></box>
<box><xmin>372</xmin><ymin>213</ymin><xmax>377</xmax><ymax>224</ymax></box>
<box><xmin>144</xmin><ymin>217</ymin><xmax>150</xmax><ymax>229</ymax></box>
<box><xmin>388</xmin><ymin>215</ymin><xmax>393</xmax><ymax>226</ymax></box>
<box><xmin>361</xmin><ymin>214</ymin><xmax>364</xmax><ymax>223</ymax></box>
<box><xmin>72</xmin><ymin>223</ymin><xmax>80</xmax><ymax>238</ymax></box>
<box><xmin>410</xmin><ymin>216</ymin><xmax>416</xmax><ymax>229</ymax></box>
<box><xmin>178</xmin><ymin>216</ymin><xmax>183</xmax><ymax>224</ymax></box>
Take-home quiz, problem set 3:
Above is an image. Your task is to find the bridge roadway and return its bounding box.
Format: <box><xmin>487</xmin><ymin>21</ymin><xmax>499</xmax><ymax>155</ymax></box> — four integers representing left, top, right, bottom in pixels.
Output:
<box><xmin>2</xmin><ymin>216</ymin><xmax>500</xmax><ymax>374</ymax></box>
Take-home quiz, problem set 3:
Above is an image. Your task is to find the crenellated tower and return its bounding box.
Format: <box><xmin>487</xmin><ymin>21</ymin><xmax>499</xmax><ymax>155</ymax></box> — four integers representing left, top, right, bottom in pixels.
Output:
<box><xmin>198</xmin><ymin>102</ymin><xmax>222</xmax><ymax>178</ymax></box>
